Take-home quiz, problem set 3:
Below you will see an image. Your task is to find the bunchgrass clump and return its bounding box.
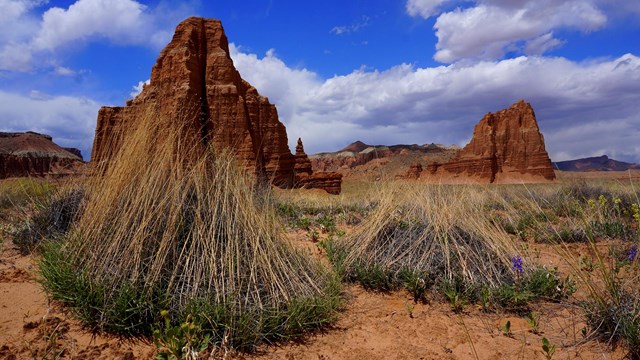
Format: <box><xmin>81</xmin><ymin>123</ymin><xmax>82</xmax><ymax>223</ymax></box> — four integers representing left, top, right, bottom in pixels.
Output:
<box><xmin>328</xmin><ymin>184</ymin><xmax>567</xmax><ymax>307</ymax></box>
<box><xmin>13</xmin><ymin>187</ymin><xmax>84</xmax><ymax>254</ymax></box>
<box><xmin>38</xmin><ymin>111</ymin><xmax>341</xmax><ymax>351</ymax></box>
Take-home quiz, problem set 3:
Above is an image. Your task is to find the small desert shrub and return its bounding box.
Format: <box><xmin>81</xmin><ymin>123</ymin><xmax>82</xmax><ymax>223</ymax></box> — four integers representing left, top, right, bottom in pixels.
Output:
<box><xmin>13</xmin><ymin>187</ymin><xmax>84</xmax><ymax>254</ymax></box>
<box><xmin>39</xmin><ymin>112</ymin><xmax>341</xmax><ymax>351</ymax></box>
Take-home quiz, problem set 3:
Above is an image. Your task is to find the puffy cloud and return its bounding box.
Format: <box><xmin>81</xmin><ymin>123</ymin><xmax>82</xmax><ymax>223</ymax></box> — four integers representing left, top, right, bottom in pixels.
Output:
<box><xmin>431</xmin><ymin>1</ymin><xmax>607</xmax><ymax>63</ymax></box>
<box><xmin>130</xmin><ymin>79</ymin><xmax>150</xmax><ymax>98</ymax></box>
<box><xmin>32</xmin><ymin>0</ymin><xmax>166</xmax><ymax>51</ymax></box>
<box><xmin>231</xmin><ymin>46</ymin><xmax>640</xmax><ymax>162</ymax></box>
<box><xmin>404</xmin><ymin>1</ymin><xmax>637</xmax><ymax>63</ymax></box>
<box><xmin>0</xmin><ymin>90</ymin><xmax>100</xmax><ymax>159</ymax></box>
<box><xmin>0</xmin><ymin>0</ymin><xmax>192</xmax><ymax>72</ymax></box>
<box><xmin>406</xmin><ymin>0</ymin><xmax>451</xmax><ymax>18</ymax></box>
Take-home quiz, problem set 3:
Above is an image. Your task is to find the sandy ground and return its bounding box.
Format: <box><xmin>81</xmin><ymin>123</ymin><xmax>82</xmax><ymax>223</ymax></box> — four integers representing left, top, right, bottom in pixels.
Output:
<box><xmin>0</xmin><ymin>222</ymin><xmax>630</xmax><ymax>360</ymax></box>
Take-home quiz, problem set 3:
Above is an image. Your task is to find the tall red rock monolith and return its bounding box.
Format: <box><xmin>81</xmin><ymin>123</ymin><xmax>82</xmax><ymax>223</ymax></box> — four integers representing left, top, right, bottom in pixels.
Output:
<box><xmin>91</xmin><ymin>17</ymin><xmax>341</xmax><ymax>193</ymax></box>
<box><xmin>429</xmin><ymin>100</ymin><xmax>555</xmax><ymax>183</ymax></box>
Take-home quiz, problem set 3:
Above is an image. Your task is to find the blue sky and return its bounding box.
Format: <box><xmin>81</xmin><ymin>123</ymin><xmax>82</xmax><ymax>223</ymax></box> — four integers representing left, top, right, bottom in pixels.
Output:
<box><xmin>1</xmin><ymin>0</ymin><xmax>639</xmax><ymax>162</ymax></box>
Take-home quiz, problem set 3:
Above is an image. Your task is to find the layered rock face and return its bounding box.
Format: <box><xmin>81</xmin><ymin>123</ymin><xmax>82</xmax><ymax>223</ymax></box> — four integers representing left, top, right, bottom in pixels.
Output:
<box><xmin>429</xmin><ymin>100</ymin><xmax>555</xmax><ymax>183</ymax></box>
<box><xmin>0</xmin><ymin>132</ymin><xmax>84</xmax><ymax>179</ymax></box>
<box><xmin>294</xmin><ymin>138</ymin><xmax>342</xmax><ymax>195</ymax></box>
<box><xmin>294</xmin><ymin>138</ymin><xmax>313</xmax><ymax>175</ymax></box>
<box><xmin>396</xmin><ymin>163</ymin><xmax>423</xmax><ymax>180</ymax></box>
<box><xmin>91</xmin><ymin>17</ymin><xmax>341</xmax><ymax>194</ymax></box>
<box><xmin>310</xmin><ymin>142</ymin><xmax>459</xmax><ymax>173</ymax></box>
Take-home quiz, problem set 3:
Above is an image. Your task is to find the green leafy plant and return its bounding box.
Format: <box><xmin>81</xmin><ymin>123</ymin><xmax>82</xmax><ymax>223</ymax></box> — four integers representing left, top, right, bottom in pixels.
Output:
<box><xmin>479</xmin><ymin>286</ymin><xmax>491</xmax><ymax>312</ymax></box>
<box><xmin>399</xmin><ymin>268</ymin><xmax>430</xmax><ymax>302</ymax></box>
<box><xmin>153</xmin><ymin>311</ymin><xmax>210</xmax><ymax>360</ymax></box>
<box><xmin>541</xmin><ymin>337</ymin><xmax>556</xmax><ymax>360</ymax></box>
<box><xmin>526</xmin><ymin>311</ymin><xmax>540</xmax><ymax>334</ymax></box>
<box><xmin>500</xmin><ymin>320</ymin><xmax>513</xmax><ymax>337</ymax></box>
<box><xmin>405</xmin><ymin>302</ymin><xmax>415</xmax><ymax>318</ymax></box>
<box><xmin>444</xmin><ymin>287</ymin><xmax>465</xmax><ymax>313</ymax></box>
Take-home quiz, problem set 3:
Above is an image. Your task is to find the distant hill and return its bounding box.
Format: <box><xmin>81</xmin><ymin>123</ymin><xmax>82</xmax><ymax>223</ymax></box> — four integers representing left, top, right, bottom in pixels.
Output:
<box><xmin>553</xmin><ymin>155</ymin><xmax>640</xmax><ymax>172</ymax></box>
<box><xmin>309</xmin><ymin>140</ymin><xmax>460</xmax><ymax>179</ymax></box>
<box><xmin>0</xmin><ymin>131</ymin><xmax>85</xmax><ymax>179</ymax></box>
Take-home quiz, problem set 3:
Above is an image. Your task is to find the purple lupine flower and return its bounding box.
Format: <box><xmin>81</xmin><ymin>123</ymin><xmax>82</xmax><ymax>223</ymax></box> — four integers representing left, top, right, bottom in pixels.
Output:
<box><xmin>630</xmin><ymin>246</ymin><xmax>638</xmax><ymax>262</ymax></box>
<box><xmin>512</xmin><ymin>256</ymin><xmax>524</xmax><ymax>273</ymax></box>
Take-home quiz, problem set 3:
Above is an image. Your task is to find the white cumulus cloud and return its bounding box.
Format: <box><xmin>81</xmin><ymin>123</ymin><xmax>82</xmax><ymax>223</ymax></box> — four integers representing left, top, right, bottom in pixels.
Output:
<box><xmin>0</xmin><ymin>90</ymin><xmax>100</xmax><ymax>159</ymax></box>
<box><xmin>431</xmin><ymin>0</ymin><xmax>607</xmax><ymax>63</ymax></box>
<box><xmin>130</xmin><ymin>79</ymin><xmax>150</xmax><ymax>98</ymax></box>
<box><xmin>406</xmin><ymin>0</ymin><xmax>451</xmax><ymax>18</ymax></box>
<box><xmin>231</xmin><ymin>46</ymin><xmax>640</xmax><ymax>162</ymax></box>
<box><xmin>0</xmin><ymin>0</ymin><xmax>193</xmax><ymax>72</ymax></box>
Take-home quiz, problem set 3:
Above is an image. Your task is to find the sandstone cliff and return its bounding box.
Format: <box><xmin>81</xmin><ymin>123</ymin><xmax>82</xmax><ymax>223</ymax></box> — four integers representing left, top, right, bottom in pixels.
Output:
<box><xmin>294</xmin><ymin>138</ymin><xmax>342</xmax><ymax>195</ymax></box>
<box><xmin>91</xmin><ymin>17</ymin><xmax>341</xmax><ymax>194</ymax></box>
<box><xmin>428</xmin><ymin>100</ymin><xmax>555</xmax><ymax>183</ymax></box>
<box><xmin>0</xmin><ymin>132</ymin><xmax>84</xmax><ymax>179</ymax></box>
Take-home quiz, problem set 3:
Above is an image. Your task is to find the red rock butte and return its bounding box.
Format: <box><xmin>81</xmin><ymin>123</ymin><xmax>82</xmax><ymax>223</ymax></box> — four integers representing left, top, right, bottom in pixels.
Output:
<box><xmin>0</xmin><ymin>131</ymin><xmax>83</xmax><ymax>179</ymax></box>
<box><xmin>91</xmin><ymin>17</ymin><xmax>341</xmax><ymax>194</ymax></box>
<box><xmin>428</xmin><ymin>100</ymin><xmax>556</xmax><ymax>183</ymax></box>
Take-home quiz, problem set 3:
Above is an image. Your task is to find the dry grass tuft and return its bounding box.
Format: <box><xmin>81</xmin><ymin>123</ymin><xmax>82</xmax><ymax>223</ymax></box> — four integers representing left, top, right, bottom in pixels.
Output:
<box><xmin>39</xmin><ymin>108</ymin><xmax>340</xmax><ymax>349</ymax></box>
<box><xmin>335</xmin><ymin>183</ymin><xmax>524</xmax><ymax>289</ymax></box>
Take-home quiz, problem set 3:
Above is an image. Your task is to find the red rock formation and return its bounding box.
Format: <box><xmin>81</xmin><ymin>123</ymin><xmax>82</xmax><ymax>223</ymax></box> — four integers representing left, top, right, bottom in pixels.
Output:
<box><xmin>91</xmin><ymin>17</ymin><xmax>341</xmax><ymax>194</ymax></box>
<box><xmin>396</xmin><ymin>163</ymin><xmax>423</xmax><ymax>180</ymax></box>
<box><xmin>310</xmin><ymin>142</ymin><xmax>459</xmax><ymax>173</ymax></box>
<box><xmin>294</xmin><ymin>138</ymin><xmax>312</xmax><ymax>175</ymax></box>
<box><xmin>429</xmin><ymin>100</ymin><xmax>555</xmax><ymax>183</ymax></box>
<box><xmin>293</xmin><ymin>138</ymin><xmax>342</xmax><ymax>194</ymax></box>
<box><xmin>0</xmin><ymin>132</ymin><xmax>84</xmax><ymax>179</ymax></box>
<box><xmin>296</xmin><ymin>172</ymin><xmax>343</xmax><ymax>195</ymax></box>
<box><xmin>63</xmin><ymin>147</ymin><xmax>83</xmax><ymax>159</ymax></box>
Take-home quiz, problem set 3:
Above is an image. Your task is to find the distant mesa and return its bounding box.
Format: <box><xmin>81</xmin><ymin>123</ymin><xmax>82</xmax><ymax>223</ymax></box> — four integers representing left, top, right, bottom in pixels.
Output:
<box><xmin>553</xmin><ymin>155</ymin><xmax>640</xmax><ymax>172</ymax></box>
<box><xmin>91</xmin><ymin>17</ymin><xmax>342</xmax><ymax>194</ymax></box>
<box><xmin>311</xmin><ymin>100</ymin><xmax>555</xmax><ymax>184</ymax></box>
<box><xmin>63</xmin><ymin>147</ymin><xmax>83</xmax><ymax>159</ymax></box>
<box><xmin>427</xmin><ymin>100</ymin><xmax>556</xmax><ymax>183</ymax></box>
<box><xmin>0</xmin><ymin>131</ymin><xmax>84</xmax><ymax>179</ymax></box>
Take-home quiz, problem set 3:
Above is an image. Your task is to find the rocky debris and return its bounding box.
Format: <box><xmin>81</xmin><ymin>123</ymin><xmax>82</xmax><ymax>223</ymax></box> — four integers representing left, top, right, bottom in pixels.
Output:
<box><xmin>91</xmin><ymin>17</ymin><xmax>341</xmax><ymax>194</ymax></box>
<box><xmin>396</xmin><ymin>163</ymin><xmax>423</xmax><ymax>180</ymax></box>
<box><xmin>553</xmin><ymin>155</ymin><xmax>640</xmax><ymax>172</ymax></box>
<box><xmin>428</xmin><ymin>100</ymin><xmax>555</xmax><ymax>183</ymax></box>
<box><xmin>0</xmin><ymin>131</ymin><xmax>84</xmax><ymax>179</ymax></box>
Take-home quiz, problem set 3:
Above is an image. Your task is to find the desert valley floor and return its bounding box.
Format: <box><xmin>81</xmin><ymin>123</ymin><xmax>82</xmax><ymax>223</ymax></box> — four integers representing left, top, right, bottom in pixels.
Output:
<box><xmin>2</xmin><ymin>173</ymin><xmax>639</xmax><ymax>359</ymax></box>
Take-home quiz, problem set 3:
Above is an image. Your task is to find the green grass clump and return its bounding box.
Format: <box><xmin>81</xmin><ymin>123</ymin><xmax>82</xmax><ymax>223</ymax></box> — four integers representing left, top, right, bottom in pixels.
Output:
<box><xmin>38</xmin><ymin>113</ymin><xmax>342</xmax><ymax>351</ymax></box>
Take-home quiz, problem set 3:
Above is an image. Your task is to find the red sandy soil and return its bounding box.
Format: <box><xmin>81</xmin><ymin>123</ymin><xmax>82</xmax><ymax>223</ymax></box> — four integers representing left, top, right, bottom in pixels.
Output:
<box><xmin>0</xmin><ymin>220</ymin><xmax>629</xmax><ymax>359</ymax></box>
